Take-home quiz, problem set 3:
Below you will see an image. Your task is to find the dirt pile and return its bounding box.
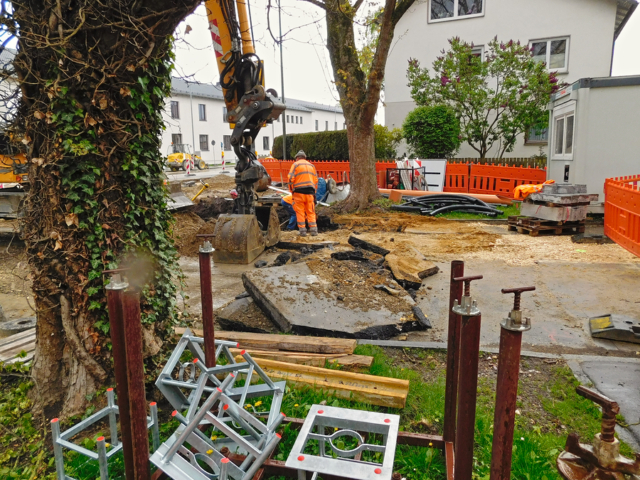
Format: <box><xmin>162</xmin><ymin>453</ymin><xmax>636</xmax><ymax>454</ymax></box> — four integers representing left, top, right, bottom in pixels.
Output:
<box><xmin>190</xmin><ymin>197</ymin><xmax>234</xmax><ymax>221</ymax></box>
<box><xmin>172</xmin><ymin>212</ymin><xmax>217</xmax><ymax>257</ymax></box>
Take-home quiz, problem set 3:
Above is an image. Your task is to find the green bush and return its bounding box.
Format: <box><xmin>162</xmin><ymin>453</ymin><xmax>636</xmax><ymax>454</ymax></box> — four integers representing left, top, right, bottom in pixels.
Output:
<box><xmin>272</xmin><ymin>125</ymin><xmax>400</xmax><ymax>160</ymax></box>
<box><xmin>402</xmin><ymin>105</ymin><xmax>461</xmax><ymax>158</ymax></box>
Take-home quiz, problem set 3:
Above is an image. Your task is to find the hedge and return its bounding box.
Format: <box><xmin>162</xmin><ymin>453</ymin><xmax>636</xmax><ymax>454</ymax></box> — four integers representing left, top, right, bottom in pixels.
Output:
<box><xmin>272</xmin><ymin>125</ymin><xmax>400</xmax><ymax>160</ymax></box>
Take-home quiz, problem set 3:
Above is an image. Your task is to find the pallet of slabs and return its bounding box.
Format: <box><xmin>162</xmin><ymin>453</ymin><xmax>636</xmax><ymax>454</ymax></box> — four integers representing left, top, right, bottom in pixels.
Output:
<box><xmin>237</xmin><ymin>357</ymin><xmax>410</xmax><ymax>409</ymax></box>
<box><xmin>507</xmin><ymin>215</ymin><xmax>586</xmax><ymax>237</ymax></box>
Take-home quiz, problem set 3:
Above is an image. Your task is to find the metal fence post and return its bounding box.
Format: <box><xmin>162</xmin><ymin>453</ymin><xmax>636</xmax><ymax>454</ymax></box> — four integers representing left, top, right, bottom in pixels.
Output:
<box><xmin>96</xmin><ymin>436</ymin><xmax>109</xmax><ymax>480</ymax></box>
<box><xmin>453</xmin><ymin>275</ymin><xmax>483</xmax><ymax>480</ymax></box>
<box><xmin>51</xmin><ymin>418</ymin><xmax>66</xmax><ymax>480</ymax></box>
<box><xmin>444</xmin><ymin>260</ymin><xmax>464</xmax><ymax>444</ymax></box>
<box><xmin>105</xmin><ymin>274</ymin><xmax>135</xmax><ymax>479</ymax></box>
<box><xmin>122</xmin><ymin>288</ymin><xmax>150</xmax><ymax>480</ymax></box>
<box><xmin>199</xmin><ymin>240</ymin><xmax>216</xmax><ymax>368</ymax></box>
<box><xmin>106</xmin><ymin>388</ymin><xmax>119</xmax><ymax>447</ymax></box>
<box><xmin>490</xmin><ymin>286</ymin><xmax>535</xmax><ymax>480</ymax></box>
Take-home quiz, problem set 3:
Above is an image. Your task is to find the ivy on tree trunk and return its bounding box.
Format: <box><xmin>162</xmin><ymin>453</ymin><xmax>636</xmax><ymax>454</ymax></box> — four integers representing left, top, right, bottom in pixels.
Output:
<box><xmin>7</xmin><ymin>0</ymin><xmax>199</xmax><ymax>418</ymax></box>
<box><xmin>303</xmin><ymin>0</ymin><xmax>417</xmax><ymax>211</ymax></box>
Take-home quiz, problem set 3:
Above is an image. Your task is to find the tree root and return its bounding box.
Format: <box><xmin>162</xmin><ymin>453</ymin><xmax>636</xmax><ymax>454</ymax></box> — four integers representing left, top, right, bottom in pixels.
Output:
<box><xmin>60</xmin><ymin>295</ymin><xmax>108</xmax><ymax>383</ymax></box>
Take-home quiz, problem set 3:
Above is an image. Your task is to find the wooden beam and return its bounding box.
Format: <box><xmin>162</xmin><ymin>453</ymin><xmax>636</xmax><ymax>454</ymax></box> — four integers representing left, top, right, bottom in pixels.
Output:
<box><xmin>229</xmin><ymin>348</ymin><xmax>373</xmax><ymax>368</ymax></box>
<box><xmin>243</xmin><ymin>357</ymin><xmax>409</xmax><ymax>408</ymax></box>
<box><xmin>174</xmin><ymin>328</ymin><xmax>357</xmax><ymax>355</ymax></box>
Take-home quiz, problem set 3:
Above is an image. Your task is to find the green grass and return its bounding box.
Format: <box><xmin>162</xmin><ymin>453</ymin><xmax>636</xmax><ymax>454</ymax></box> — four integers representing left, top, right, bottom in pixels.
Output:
<box><xmin>1</xmin><ymin>345</ymin><xmax>629</xmax><ymax>480</ymax></box>
<box><xmin>434</xmin><ymin>204</ymin><xmax>521</xmax><ymax>219</ymax></box>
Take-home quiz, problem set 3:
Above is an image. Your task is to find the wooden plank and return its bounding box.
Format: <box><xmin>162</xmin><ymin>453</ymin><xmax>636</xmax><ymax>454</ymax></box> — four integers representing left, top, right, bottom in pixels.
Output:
<box><xmin>174</xmin><ymin>328</ymin><xmax>357</xmax><ymax>355</ymax></box>
<box><xmin>0</xmin><ymin>332</ymin><xmax>36</xmax><ymax>362</ymax></box>
<box><xmin>0</xmin><ymin>328</ymin><xmax>35</xmax><ymax>348</ymax></box>
<box><xmin>245</xmin><ymin>357</ymin><xmax>409</xmax><ymax>408</ymax></box>
<box><xmin>229</xmin><ymin>348</ymin><xmax>373</xmax><ymax>368</ymax></box>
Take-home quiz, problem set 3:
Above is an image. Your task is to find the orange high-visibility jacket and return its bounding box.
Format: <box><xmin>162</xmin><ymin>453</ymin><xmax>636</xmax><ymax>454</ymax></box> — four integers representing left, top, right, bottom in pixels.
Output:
<box><xmin>513</xmin><ymin>179</ymin><xmax>555</xmax><ymax>200</ymax></box>
<box><xmin>282</xmin><ymin>194</ymin><xmax>293</xmax><ymax>205</ymax></box>
<box><xmin>288</xmin><ymin>159</ymin><xmax>318</xmax><ymax>192</ymax></box>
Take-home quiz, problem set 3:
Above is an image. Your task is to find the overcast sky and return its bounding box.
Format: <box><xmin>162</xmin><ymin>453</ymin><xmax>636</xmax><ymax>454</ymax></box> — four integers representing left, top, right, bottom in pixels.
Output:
<box><xmin>173</xmin><ymin>1</ymin><xmax>640</xmax><ymax>111</ymax></box>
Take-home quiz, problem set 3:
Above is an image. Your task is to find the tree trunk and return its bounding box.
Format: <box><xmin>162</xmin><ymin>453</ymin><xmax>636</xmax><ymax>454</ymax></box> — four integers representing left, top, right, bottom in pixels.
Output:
<box><xmin>10</xmin><ymin>0</ymin><xmax>199</xmax><ymax>418</ymax></box>
<box><xmin>344</xmin><ymin>121</ymin><xmax>379</xmax><ymax>210</ymax></box>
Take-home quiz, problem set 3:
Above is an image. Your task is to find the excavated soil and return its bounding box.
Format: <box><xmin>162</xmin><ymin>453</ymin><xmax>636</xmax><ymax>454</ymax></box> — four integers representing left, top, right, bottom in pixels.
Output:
<box><xmin>172</xmin><ymin>212</ymin><xmax>217</xmax><ymax>257</ymax></box>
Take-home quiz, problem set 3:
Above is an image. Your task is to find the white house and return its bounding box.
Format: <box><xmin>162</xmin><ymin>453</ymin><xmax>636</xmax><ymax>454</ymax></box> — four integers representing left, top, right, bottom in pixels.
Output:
<box><xmin>161</xmin><ymin>77</ymin><xmax>345</xmax><ymax>164</ymax></box>
<box><xmin>384</xmin><ymin>0</ymin><xmax>638</xmax><ymax>158</ymax></box>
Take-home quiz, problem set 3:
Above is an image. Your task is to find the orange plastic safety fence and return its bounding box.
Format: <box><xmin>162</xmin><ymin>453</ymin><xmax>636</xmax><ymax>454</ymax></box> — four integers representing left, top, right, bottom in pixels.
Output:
<box><xmin>604</xmin><ymin>175</ymin><xmax>640</xmax><ymax>258</ymax></box>
<box><xmin>468</xmin><ymin>164</ymin><xmax>546</xmax><ymax>198</ymax></box>
<box><xmin>259</xmin><ymin>159</ymin><xmax>396</xmax><ymax>187</ymax></box>
<box><xmin>442</xmin><ymin>163</ymin><xmax>469</xmax><ymax>193</ymax></box>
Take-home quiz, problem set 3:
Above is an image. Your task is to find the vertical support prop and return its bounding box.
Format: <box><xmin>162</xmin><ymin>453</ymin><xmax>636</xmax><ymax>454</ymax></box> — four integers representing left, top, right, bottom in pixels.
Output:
<box><xmin>105</xmin><ymin>274</ymin><xmax>135</xmax><ymax>479</ymax></box>
<box><xmin>490</xmin><ymin>286</ymin><xmax>535</xmax><ymax>480</ymax></box>
<box><xmin>51</xmin><ymin>418</ymin><xmax>66</xmax><ymax>480</ymax></box>
<box><xmin>199</xmin><ymin>241</ymin><xmax>216</xmax><ymax>368</ymax></box>
<box><xmin>452</xmin><ymin>275</ymin><xmax>483</xmax><ymax>480</ymax></box>
<box><xmin>444</xmin><ymin>260</ymin><xmax>464</xmax><ymax>444</ymax></box>
<box><xmin>122</xmin><ymin>288</ymin><xmax>151</xmax><ymax>480</ymax></box>
<box><xmin>97</xmin><ymin>436</ymin><xmax>109</xmax><ymax>480</ymax></box>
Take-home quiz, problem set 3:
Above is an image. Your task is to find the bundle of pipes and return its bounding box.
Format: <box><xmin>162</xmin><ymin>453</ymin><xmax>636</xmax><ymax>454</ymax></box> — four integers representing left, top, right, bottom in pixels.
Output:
<box><xmin>390</xmin><ymin>193</ymin><xmax>504</xmax><ymax>217</ymax></box>
<box><xmin>379</xmin><ymin>188</ymin><xmax>513</xmax><ymax>205</ymax></box>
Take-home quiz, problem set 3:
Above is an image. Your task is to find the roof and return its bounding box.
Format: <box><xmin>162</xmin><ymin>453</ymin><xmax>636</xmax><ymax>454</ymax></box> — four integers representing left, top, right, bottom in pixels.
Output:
<box><xmin>615</xmin><ymin>0</ymin><xmax>638</xmax><ymax>39</ymax></box>
<box><xmin>551</xmin><ymin>74</ymin><xmax>640</xmax><ymax>100</ymax></box>
<box><xmin>171</xmin><ymin>77</ymin><xmax>343</xmax><ymax>114</ymax></box>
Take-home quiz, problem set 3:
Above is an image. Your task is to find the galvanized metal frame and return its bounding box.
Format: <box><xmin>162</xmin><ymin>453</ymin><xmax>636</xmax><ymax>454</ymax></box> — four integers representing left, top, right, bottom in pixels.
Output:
<box><xmin>285</xmin><ymin>405</ymin><xmax>400</xmax><ymax>480</ymax></box>
<box><xmin>51</xmin><ymin>388</ymin><xmax>160</xmax><ymax>480</ymax></box>
<box><xmin>151</xmin><ymin>341</ymin><xmax>287</xmax><ymax>480</ymax></box>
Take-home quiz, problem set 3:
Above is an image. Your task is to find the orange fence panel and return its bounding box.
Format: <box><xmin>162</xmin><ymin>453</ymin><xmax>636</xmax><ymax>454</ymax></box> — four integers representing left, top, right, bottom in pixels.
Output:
<box><xmin>443</xmin><ymin>163</ymin><xmax>470</xmax><ymax>193</ymax></box>
<box><xmin>604</xmin><ymin>175</ymin><xmax>640</xmax><ymax>257</ymax></box>
<box><xmin>468</xmin><ymin>164</ymin><xmax>546</xmax><ymax>198</ymax></box>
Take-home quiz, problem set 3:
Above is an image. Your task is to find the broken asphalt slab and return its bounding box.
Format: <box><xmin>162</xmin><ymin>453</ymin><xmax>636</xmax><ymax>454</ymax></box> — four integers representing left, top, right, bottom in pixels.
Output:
<box><xmin>216</xmin><ymin>296</ymin><xmax>279</xmax><ymax>334</ymax></box>
<box><xmin>242</xmin><ymin>262</ymin><xmax>426</xmax><ymax>339</ymax></box>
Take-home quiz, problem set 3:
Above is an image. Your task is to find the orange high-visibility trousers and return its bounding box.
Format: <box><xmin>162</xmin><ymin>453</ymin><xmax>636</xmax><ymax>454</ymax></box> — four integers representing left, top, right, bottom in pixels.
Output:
<box><xmin>292</xmin><ymin>192</ymin><xmax>317</xmax><ymax>230</ymax></box>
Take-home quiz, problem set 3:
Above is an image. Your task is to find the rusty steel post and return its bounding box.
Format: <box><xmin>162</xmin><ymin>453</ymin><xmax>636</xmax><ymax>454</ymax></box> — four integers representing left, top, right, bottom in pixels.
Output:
<box><xmin>444</xmin><ymin>260</ymin><xmax>464</xmax><ymax>444</ymax></box>
<box><xmin>452</xmin><ymin>275</ymin><xmax>483</xmax><ymax>480</ymax></box>
<box><xmin>105</xmin><ymin>274</ymin><xmax>135</xmax><ymax>480</ymax></box>
<box><xmin>490</xmin><ymin>286</ymin><xmax>536</xmax><ymax>480</ymax></box>
<box><xmin>199</xmin><ymin>240</ymin><xmax>216</xmax><ymax>368</ymax></box>
<box><xmin>122</xmin><ymin>288</ymin><xmax>150</xmax><ymax>480</ymax></box>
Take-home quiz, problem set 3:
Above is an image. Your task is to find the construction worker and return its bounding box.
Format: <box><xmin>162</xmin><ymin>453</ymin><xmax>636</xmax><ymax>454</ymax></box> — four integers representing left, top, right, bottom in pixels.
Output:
<box><xmin>281</xmin><ymin>194</ymin><xmax>297</xmax><ymax>230</ymax></box>
<box><xmin>288</xmin><ymin>150</ymin><xmax>318</xmax><ymax>236</ymax></box>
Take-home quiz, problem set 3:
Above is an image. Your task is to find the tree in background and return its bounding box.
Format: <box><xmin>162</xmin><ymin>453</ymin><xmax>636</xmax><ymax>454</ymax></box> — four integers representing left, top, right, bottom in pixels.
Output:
<box><xmin>302</xmin><ymin>0</ymin><xmax>418</xmax><ymax>210</ymax></box>
<box><xmin>402</xmin><ymin>105</ymin><xmax>460</xmax><ymax>158</ymax></box>
<box><xmin>4</xmin><ymin>0</ymin><xmax>199</xmax><ymax>417</ymax></box>
<box><xmin>407</xmin><ymin>37</ymin><xmax>561</xmax><ymax>159</ymax></box>
<box><xmin>374</xmin><ymin>124</ymin><xmax>402</xmax><ymax>159</ymax></box>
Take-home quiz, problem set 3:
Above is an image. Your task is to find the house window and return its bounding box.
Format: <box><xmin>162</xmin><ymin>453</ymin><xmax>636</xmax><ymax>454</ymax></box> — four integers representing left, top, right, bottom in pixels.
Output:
<box><xmin>171</xmin><ymin>133</ymin><xmax>182</xmax><ymax>146</ymax></box>
<box><xmin>300</xmin><ymin>116</ymin><xmax>303</xmax><ymax>124</ymax></box>
<box><xmin>551</xmin><ymin>104</ymin><xmax>575</xmax><ymax>160</ymax></box>
<box><xmin>286</xmin><ymin>115</ymin><xmax>290</xmax><ymax>123</ymax></box>
<box><xmin>296</xmin><ymin>116</ymin><xmax>299</xmax><ymax>124</ymax></box>
<box><xmin>223</xmin><ymin>135</ymin><xmax>231</xmax><ymax>151</ymax></box>
<box><xmin>223</xmin><ymin>107</ymin><xmax>228</xmax><ymax>122</ymax></box>
<box><xmin>470</xmin><ymin>45</ymin><xmax>484</xmax><ymax>60</ymax></box>
<box><xmin>429</xmin><ymin>0</ymin><xmax>483</xmax><ymax>22</ymax></box>
<box><xmin>198</xmin><ymin>104</ymin><xmax>206</xmax><ymax>121</ymax></box>
<box><xmin>325</xmin><ymin>121</ymin><xmax>328</xmax><ymax>131</ymax></box>
<box><xmin>170</xmin><ymin>101</ymin><xmax>180</xmax><ymax>119</ymax></box>
<box><xmin>315</xmin><ymin>120</ymin><xmax>318</xmax><ymax>131</ymax></box>
<box><xmin>263</xmin><ymin>136</ymin><xmax>269</xmax><ymax>150</ymax></box>
<box><xmin>530</xmin><ymin>37</ymin><xmax>569</xmax><ymax>73</ymax></box>
<box><xmin>335</xmin><ymin>122</ymin><xmax>338</xmax><ymax>130</ymax></box>
<box><xmin>199</xmin><ymin>134</ymin><xmax>209</xmax><ymax>151</ymax></box>
<box><xmin>525</xmin><ymin>126</ymin><xmax>549</xmax><ymax>145</ymax></box>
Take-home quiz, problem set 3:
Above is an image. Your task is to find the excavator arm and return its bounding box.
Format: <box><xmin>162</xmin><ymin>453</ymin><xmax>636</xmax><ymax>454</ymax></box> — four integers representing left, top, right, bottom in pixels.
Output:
<box><xmin>204</xmin><ymin>0</ymin><xmax>285</xmax><ymax>214</ymax></box>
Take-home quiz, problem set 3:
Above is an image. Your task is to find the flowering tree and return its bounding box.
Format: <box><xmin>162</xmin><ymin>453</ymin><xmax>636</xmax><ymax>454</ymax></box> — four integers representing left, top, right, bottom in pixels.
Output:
<box><xmin>407</xmin><ymin>37</ymin><xmax>561</xmax><ymax>159</ymax></box>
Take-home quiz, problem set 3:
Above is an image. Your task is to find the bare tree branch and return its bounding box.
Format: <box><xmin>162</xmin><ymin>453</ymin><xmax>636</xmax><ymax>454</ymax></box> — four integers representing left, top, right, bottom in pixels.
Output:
<box><xmin>301</xmin><ymin>0</ymin><xmax>327</xmax><ymax>10</ymax></box>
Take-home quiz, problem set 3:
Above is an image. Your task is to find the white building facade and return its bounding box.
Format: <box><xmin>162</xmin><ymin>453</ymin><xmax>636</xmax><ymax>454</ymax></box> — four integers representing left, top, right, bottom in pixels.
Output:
<box><xmin>384</xmin><ymin>0</ymin><xmax>637</xmax><ymax>158</ymax></box>
<box><xmin>161</xmin><ymin>78</ymin><xmax>345</xmax><ymax>164</ymax></box>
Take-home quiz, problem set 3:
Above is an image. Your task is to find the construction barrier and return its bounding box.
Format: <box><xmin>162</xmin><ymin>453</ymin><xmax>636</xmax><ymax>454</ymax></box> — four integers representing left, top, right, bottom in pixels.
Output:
<box><xmin>604</xmin><ymin>175</ymin><xmax>640</xmax><ymax>257</ymax></box>
<box><xmin>260</xmin><ymin>159</ymin><xmax>546</xmax><ymax>197</ymax></box>
<box><xmin>443</xmin><ymin>163</ymin><xmax>469</xmax><ymax>193</ymax></box>
<box><xmin>468</xmin><ymin>164</ymin><xmax>547</xmax><ymax>197</ymax></box>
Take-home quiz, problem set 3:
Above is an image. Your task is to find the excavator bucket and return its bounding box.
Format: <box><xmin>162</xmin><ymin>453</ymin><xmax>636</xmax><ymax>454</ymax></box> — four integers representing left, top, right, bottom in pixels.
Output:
<box><xmin>213</xmin><ymin>214</ymin><xmax>266</xmax><ymax>264</ymax></box>
<box><xmin>213</xmin><ymin>206</ymin><xmax>281</xmax><ymax>264</ymax></box>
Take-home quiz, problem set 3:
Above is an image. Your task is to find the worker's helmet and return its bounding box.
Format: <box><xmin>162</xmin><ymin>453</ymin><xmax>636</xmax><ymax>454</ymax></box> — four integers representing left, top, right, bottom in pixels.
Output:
<box><xmin>295</xmin><ymin>150</ymin><xmax>306</xmax><ymax>159</ymax></box>
<box><xmin>230</xmin><ymin>189</ymin><xmax>238</xmax><ymax>199</ymax></box>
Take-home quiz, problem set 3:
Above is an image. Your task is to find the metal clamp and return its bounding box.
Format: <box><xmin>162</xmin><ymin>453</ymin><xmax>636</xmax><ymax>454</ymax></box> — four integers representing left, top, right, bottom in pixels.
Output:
<box><xmin>199</xmin><ymin>240</ymin><xmax>215</xmax><ymax>254</ymax></box>
<box><xmin>501</xmin><ymin>286</ymin><xmax>535</xmax><ymax>332</ymax></box>
<box><xmin>452</xmin><ymin>275</ymin><xmax>482</xmax><ymax>316</ymax></box>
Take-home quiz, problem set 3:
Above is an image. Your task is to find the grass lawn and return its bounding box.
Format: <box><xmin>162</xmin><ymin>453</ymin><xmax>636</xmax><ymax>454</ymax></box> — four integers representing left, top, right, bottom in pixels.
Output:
<box><xmin>0</xmin><ymin>345</ymin><xmax>628</xmax><ymax>479</ymax></box>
